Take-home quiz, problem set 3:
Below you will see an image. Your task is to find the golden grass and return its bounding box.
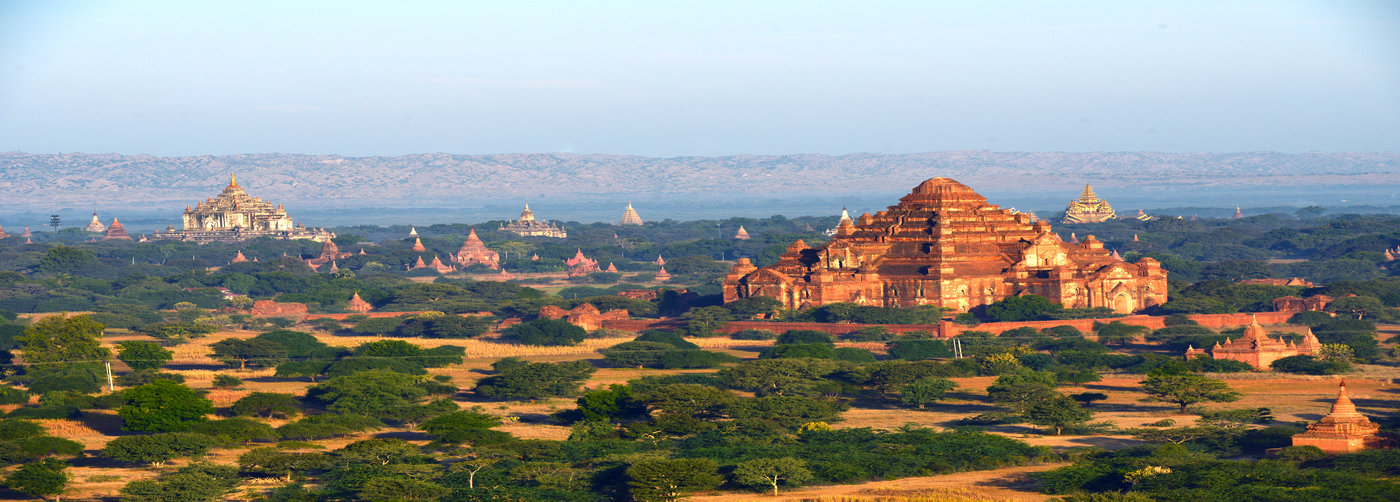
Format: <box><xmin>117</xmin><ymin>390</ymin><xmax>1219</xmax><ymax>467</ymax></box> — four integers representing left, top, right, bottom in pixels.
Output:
<box><xmin>33</xmin><ymin>418</ymin><xmax>102</xmax><ymax>437</ymax></box>
<box><xmin>797</xmin><ymin>488</ymin><xmax>1019</xmax><ymax>502</ymax></box>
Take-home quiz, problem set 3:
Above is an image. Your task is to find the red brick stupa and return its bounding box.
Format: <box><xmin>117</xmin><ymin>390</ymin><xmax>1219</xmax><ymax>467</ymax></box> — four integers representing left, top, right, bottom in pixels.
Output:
<box><xmin>565</xmin><ymin>249</ymin><xmax>601</xmax><ymax>277</ymax></box>
<box><xmin>451</xmin><ymin>228</ymin><xmax>500</xmax><ymax>269</ymax></box>
<box><xmin>1184</xmin><ymin>316</ymin><xmax>1321</xmax><ymax>370</ymax></box>
<box><xmin>347</xmin><ymin>292</ymin><xmax>373</xmax><ymax>313</ymax></box>
<box><xmin>0</xmin><ymin>225</ymin><xmax>8</xmax><ymax>239</ymax></box>
<box><xmin>1292</xmin><ymin>380</ymin><xmax>1392</xmax><ymax>453</ymax></box>
<box><xmin>733</xmin><ymin>226</ymin><xmax>751</xmax><ymax>240</ymax></box>
<box><xmin>103</xmin><ymin>218</ymin><xmax>134</xmax><ymax>241</ymax></box>
<box><xmin>654</xmin><ymin>266</ymin><xmax>672</xmax><ymax>282</ymax></box>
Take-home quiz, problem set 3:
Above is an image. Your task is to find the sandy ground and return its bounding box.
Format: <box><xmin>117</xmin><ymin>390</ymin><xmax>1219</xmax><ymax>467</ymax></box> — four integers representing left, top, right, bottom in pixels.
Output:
<box><xmin>18</xmin><ymin>322</ymin><xmax>1397</xmax><ymax>500</ymax></box>
<box><xmin>685</xmin><ymin>463</ymin><xmax>1063</xmax><ymax>501</ymax></box>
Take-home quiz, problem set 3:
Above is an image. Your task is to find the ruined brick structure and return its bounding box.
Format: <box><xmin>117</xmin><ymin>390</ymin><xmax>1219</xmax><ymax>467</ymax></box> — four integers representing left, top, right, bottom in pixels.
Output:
<box><xmin>250</xmin><ymin>300</ymin><xmax>308</xmax><ymax>318</ymax></box>
<box><xmin>539</xmin><ymin>303</ymin><xmax>629</xmax><ymax>331</ymax></box>
<box><xmin>1272</xmin><ymin>295</ymin><xmax>1333</xmax><ymax>312</ymax></box>
<box><xmin>1062</xmin><ymin>183</ymin><xmax>1117</xmax><ymax>224</ymax></box>
<box><xmin>1184</xmin><ymin>316</ymin><xmax>1321</xmax><ymax>370</ymax></box>
<box><xmin>306</xmin><ymin>240</ymin><xmax>353</xmax><ymax>270</ymax></box>
<box><xmin>451</xmin><ymin>228</ymin><xmax>500</xmax><ymax>269</ymax></box>
<box><xmin>724</xmin><ymin>178</ymin><xmax>1168</xmax><ymax>313</ymax></box>
<box><xmin>152</xmin><ymin>175</ymin><xmax>332</xmax><ymax>243</ymax></box>
<box><xmin>1292</xmin><ymin>381</ymin><xmax>1393</xmax><ymax>453</ymax></box>
<box><xmin>565</xmin><ymin>249</ymin><xmax>601</xmax><ymax>277</ymax></box>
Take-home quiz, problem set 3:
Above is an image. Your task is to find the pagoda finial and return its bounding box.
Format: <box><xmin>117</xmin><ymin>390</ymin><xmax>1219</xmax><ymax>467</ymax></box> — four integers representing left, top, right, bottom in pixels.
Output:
<box><xmin>230</xmin><ymin>173</ymin><xmax>238</xmax><ymax>187</ymax></box>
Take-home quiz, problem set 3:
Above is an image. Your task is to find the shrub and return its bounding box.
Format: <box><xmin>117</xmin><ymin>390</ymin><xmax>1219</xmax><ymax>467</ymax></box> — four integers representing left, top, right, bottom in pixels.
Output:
<box><xmin>886</xmin><ymin>339</ymin><xmax>953</xmax><ymax>360</ymax></box>
<box><xmin>731</xmin><ymin>329</ymin><xmax>777</xmax><ymax>340</ymax></box>
<box><xmin>776</xmin><ymin>330</ymin><xmax>835</xmax><ymax>345</ymax></box>
<box><xmin>656</xmin><ymin>350</ymin><xmax>741</xmax><ymax>369</ymax></box>
<box><xmin>500</xmin><ymin>318</ymin><xmax>586</xmax><ymax>346</ymax></box>
<box><xmin>832</xmin><ymin>347</ymin><xmax>877</xmax><ymax>363</ymax></box>
<box><xmin>1271</xmin><ymin>355</ymin><xmax>1350</xmax><ymax>375</ymax></box>
<box><xmin>761</xmin><ymin>343</ymin><xmax>835</xmax><ymax>359</ymax></box>
<box><xmin>634</xmin><ymin>330</ymin><xmax>699</xmax><ymax>349</ymax></box>
<box><xmin>212</xmin><ymin>374</ymin><xmax>242</xmax><ymax>389</ymax></box>
<box><xmin>102</xmin><ymin>432</ymin><xmax>215</xmax><ymax>467</ymax></box>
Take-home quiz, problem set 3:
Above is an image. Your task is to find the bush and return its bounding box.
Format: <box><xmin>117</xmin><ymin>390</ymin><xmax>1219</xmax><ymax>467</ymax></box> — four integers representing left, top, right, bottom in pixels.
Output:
<box><xmin>600</xmin><ymin>341</ymin><xmax>676</xmax><ymax>368</ymax></box>
<box><xmin>102</xmin><ymin>432</ymin><xmax>215</xmax><ymax>467</ymax></box>
<box><xmin>776</xmin><ymin>330</ymin><xmax>835</xmax><ymax>345</ymax></box>
<box><xmin>761</xmin><ymin>343</ymin><xmax>835</xmax><ymax>359</ymax></box>
<box><xmin>212</xmin><ymin>374</ymin><xmax>242</xmax><ymax>389</ymax></box>
<box><xmin>231</xmin><ymin>393</ymin><xmax>302</xmax><ymax>419</ymax></box>
<box><xmin>115</xmin><ymin>370</ymin><xmax>186</xmax><ymax>387</ymax></box>
<box><xmin>886</xmin><ymin>339</ymin><xmax>953</xmax><ymax>360</ymax></box>
<box><xmin>634</xmin><ymin>329</ymin><xmax>699</xmax><ymax>349</ymax></box>
<box><xmin>842</xmin><ymin>327</ymin><xmax>895</xmax><ymax>342</ymax></box>
<box><xmin>731</xmin><ymin>329</ymin><xmax>777</xmax><ymax>340</ymax></box>
<box><xmin>1271</xmin><ymin>355</ymin><xmax>1350</xmax><ymax>375</ymax></box>
<box><xmin>501</xmin><ymin>318</ymin><xmax>586</xmax><ymax>346</ymax></box>
<box><xmin>656</xmin><ymin>350</ymin><xmax>740</xmax><ymax>369</ymax></box>
<box><xmin>832</xmin><ymin>347</ymin><xmax>877</xmax><ymax>363</ymax></box>
<box><xmin>0</xmin><ymin>385</ymin><xmax>29</xmax><ymax>405</ymax></box>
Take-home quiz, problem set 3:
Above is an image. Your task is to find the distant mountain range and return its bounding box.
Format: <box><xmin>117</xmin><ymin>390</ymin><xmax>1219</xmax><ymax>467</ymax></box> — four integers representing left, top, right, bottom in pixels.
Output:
<box><xmin>1</xmin><ymin>151</ymin><xmax>1396</xmax><ymax>213</ymax></box>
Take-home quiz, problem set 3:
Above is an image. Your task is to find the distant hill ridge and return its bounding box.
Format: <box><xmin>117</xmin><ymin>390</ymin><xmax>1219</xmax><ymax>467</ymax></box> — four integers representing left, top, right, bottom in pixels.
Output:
<box><xmin>0</xmin><ymin>151</ymin><xmax>1395</xmax><ymax>210</ymax></box>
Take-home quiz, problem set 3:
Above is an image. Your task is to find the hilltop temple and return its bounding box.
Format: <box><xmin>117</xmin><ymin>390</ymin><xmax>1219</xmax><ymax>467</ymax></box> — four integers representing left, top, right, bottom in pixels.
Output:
<box><xmin>619</xmin><ymin>203</ymin><xmax>643</xmax><ymax>225</ymax></box>
<box><xmin>1184</xmin><ymin>316</ymin><xmax>1321</xmax><ymax>369</ymax></box>
<box><xmin>723</xmin><ymin>178</ymin><xmax>1167</xmax><ymax>313</ymax></box>
<box><xmin>452</xmin><ymin>228</ymin><xmax>500</xmax><ymax>269</ymax></box>
<box><xmin>1292</xmin><ymin>381</ymin><xmax>1392</xmax><ymax>453</ymax></box>
<box><xmin>151</xmin><ymin>175</ymin><xmax>332</xmax><ymax>243</ymax></box>
<box><xmin>1062</xmin><ymin>184</ymin><xmax>1117</xmax><ymax>224</ymax></box>
<box><xmin>500</xmin><ymin>203</ymin><xmax>566</xmax><ymax>238</ymax></box>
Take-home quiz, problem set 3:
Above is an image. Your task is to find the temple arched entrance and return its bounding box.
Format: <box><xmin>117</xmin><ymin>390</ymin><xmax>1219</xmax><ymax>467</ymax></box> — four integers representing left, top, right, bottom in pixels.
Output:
<box><xmin>1112</xmin><ymin>293</ymin><xmax>1135</xmax><ymax>314</ymax></box>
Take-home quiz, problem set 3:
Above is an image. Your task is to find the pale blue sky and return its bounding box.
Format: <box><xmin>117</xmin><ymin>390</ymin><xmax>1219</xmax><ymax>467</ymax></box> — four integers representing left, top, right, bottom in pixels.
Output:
<box><xmin>2</xmin><ymin>0</ymin><xmax>1397</xmax><ymax>156</ymax></box>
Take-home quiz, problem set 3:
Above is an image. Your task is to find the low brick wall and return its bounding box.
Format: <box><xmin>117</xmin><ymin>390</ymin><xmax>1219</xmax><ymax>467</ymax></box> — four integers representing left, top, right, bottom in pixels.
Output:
<box><xmin>599</xmin><ymin>311</ymin><xmax>1295</xmax><ymax>339</ymax></box>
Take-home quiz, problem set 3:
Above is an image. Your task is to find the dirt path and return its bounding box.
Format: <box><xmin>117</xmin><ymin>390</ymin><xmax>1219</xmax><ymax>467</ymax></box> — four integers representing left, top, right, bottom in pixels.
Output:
<box><xmin>685</xmin><ymin>463</ymin><xmax>1063</xmax><ymax>501</ymax></box>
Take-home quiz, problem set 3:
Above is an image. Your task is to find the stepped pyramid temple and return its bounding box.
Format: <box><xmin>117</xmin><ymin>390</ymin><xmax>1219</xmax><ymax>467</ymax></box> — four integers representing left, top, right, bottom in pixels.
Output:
<box><xmin>452</xmin><ymin>228</ymin><xmax>500</xmax><ymax>269</ymax></box>
<box><xmin>619</xmin><ymin>203</ymin><xmax>643</xmax><ymax>225</ymax></box>
<box><xmin>0</xmin><ymin>225</ymin><xmax>7</xmax><ymax>239</ymax></box>
<box><xmin>501</xmin><ymin>203</ymin><xmax>567</xmax><ymax>238</ymax></box>
<box><xmin>733</xmin><ymin>226</ymin><xmax>751</xmax><ymax>240</ymax></box>
<box><xmin>1062</xmin><ymin>184</ymin><xmax>1117</xmax><ymax>224</ymax></box>
<box><xmin>1292</xmin><ymin>381</ymin><xmax>1393</xmax><ymax>453</ymax></box>
<box><xmin>103</xmin><ymin>218</ymin><xmax>133</xmax><ymax>241</ymax></box>
<box><xmin>85</xmin><ymin>212</ymin><xmax>106</xmax><ymax>232</ymax></box>
<box><xmin>1184</xmin><ymin>316</ymin><xmax>1322</xmax><ymax>369</ymax></box>
<box><xmin>723</xmin><ymin>177</ymin><xmax>1168</xmax><ymax>313</ymax></box>
<box><xmin>152</xmin><ymin>175</ymin><xmax>332</xmax><ymax>243</ymax></box>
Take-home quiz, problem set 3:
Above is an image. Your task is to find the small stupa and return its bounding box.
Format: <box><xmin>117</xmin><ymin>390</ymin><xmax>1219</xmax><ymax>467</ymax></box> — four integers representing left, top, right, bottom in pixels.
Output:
<box><xmin>411</xmin><ymin>238</ymin><xmax>427</xmax><ymax>252</ymax></box>
<box><xmin>22</xmin><ymin>226</ymin><xmax>32</xmax><ymax>238</ymax></box>
<box><xmin>347</xmin><ymin>292</ymin><xmax>373</xmax><ymax>313</ymax></box>
<box><xmin>654</xmin><ymin>266</ymin><xmax>672</xmax><ymax>282</ymax></box>
<box><xmin>1292</xmin><ymin>380</ymin><xmax>1392</xmax><ymax>453</ymax></box>
<box><xmin>733</xmin><ymin>226</ymin><xmax>750</xmax><ymax>240</ymax></box>
<box><xmin>655</xmin><ymin>255</ymin><xmax>666</xmax><ymax>266</ymax></box>
<box><xmin>0</xmin><ymin>225</ymin><xmax>8</xmax><ymax>239</ymax></box>
<box><xmin>230</xmin><ymin>251</ymin><xmax>249</xmax><ymax>264</ymax></box>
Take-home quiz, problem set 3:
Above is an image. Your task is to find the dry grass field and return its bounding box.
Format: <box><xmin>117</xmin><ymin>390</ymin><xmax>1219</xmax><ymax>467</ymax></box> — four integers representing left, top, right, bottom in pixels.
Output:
<box><xmin>12</xmin><ymin>321</ymin><xmax>1396</xmax><ymax>501</ymax></box>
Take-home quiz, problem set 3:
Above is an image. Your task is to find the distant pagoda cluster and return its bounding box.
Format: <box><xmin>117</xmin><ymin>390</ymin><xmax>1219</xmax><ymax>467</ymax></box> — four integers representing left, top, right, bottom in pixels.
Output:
<box><xmin>500</xmin><ymin>203</ymin><xmax>566</xmax><ymax>238</ymax></box>
<box><xmin>1184</xmin><ymin>316</ymin><xmax>1322</xmax><ymax>369</ymax></box>
<box><xmin>151</xmin><ymin>175</ymin><xmax>332</xmax><ymax>244</ymax></box>
<box><xmin>1062</xmin><ymin>184</ymin><xmax>1117</xmax><ymax>224</ymax></box>
<box><xmin>452</xmin><ymin>228</ymin><xmax>500</xmax><ymax>269</ymax></box>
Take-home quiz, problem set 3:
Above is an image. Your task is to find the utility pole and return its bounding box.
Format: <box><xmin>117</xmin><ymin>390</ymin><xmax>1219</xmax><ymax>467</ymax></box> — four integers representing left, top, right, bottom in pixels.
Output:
<box><xmin>105</xmin><ymin>361</ymin><xmax>115</xmax><ymax>391</ymax></box>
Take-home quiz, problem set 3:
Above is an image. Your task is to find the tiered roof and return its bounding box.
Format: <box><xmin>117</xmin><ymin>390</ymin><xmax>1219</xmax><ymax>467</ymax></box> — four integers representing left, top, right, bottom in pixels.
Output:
<box><xmin>1293</xmin><ymin>380</ymin><xmax>1392</xmax><ymax>453</ymax></box>
<box><xmin>103</xmin><ymin>218</ymin><xmax>133</xmax><ymax>241</ymax></box>
<box><xmin>1062</xmin><ymin>183</ymin><xmax>1117</xmax><ymax>223</ymax></box>
<box><xmin>452</xmin><ymin>228</ymin><xmax>500</xmax><ymax>269</ymax></box>
<box><xmin>85</xmin><ymin>212</ymin><xmax>107</xmax><ymax>232</ymax></box>
<box><xmin>733</xmin><ymin>226</ymin><xmax>750</xmax><ymax>240</ymax></box>
<box><xmin>619</xmin><ymin>202</ymin><xmax>643</xmax><ymax>225</ymax></box>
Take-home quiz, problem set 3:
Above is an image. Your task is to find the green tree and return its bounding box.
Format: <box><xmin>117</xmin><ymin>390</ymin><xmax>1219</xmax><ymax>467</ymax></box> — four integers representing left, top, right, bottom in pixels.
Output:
<box><xmin>886</xmin><ymin>339</ymin><xmax>953</xmax><ymax>360</ymax></box>
<box><xmin>986</xmin><ymin>371</ymin><xmax>1058</xmax><ymax>413</ymax></box>
<box><xmin>209</xmin><ymin>338</ymin><xmax>288</xmax><ymax>370</ymax></box>
<box><xmin>1070</xmin><ymin>392</ymin><xmax>1108</xmax><ymax>407</ymax></box>
<box><xmin>732</xmin><ymin>457</ymin><xmax>813</xmax><ymax>496</ymax></box>
<box><xmin>38</xmin><ymin>246</ymin><xmax>97</xmax><ymax>275</ymax></box>
<box><xmin>1023</xmin><ymin>394</ymin><xmax>1092</xmax><ymax>435</ymax></box>
<box><xmin>117</xmin><ymin>341</ymin><xmax>173</xmax><ymax>371</ymax></box>
<box><xmin>119</xmin><ymin>380</ymin><xmax>215</xmax><ymax>432</ymax></box>
<box><xmin>335</xmin><ymin>438</ymin><xmax>418</xmax><ymax>466</ymax></box>
<box><xmin>102</xmin><ymin>432</ymin><xmax>215</xmax><ymax>467</ymax></box>
<box><xmin>1140</xmin><ymin>374</ymin><xmax>1242</xmax><ymax>413</ymax></box>
<box><xmin>472</xmin><ymin>360</ymin><xmax>595</xmax><ymax>401</ymax></box>
<box><xmin>719</xmin><ymin>358</ymin><xmax>842</xmax><ymax>397</ymax></box>
<box><xmin>17</xmin><ymin>315</ymin><xmax>110</xmax><ymax>364</ymax></box>
<box><xmin>4</xmin><ymin>457</ymin><xmax>68</xmax><ymax>501</ymax></box>
<box><xmin>418</xmin><ymin>410</ymin><xmax>504</xmax><ymax>444</ymax></box>
<box><xmin>600</xmin><ymin>341</ymin><xmax>676</xmax><ymax>368</ymax></box>
<box><xmin>307</xmin><ymin>370</ymin><xmax>427</xmax><ymax>419</ymax></box>
<box><xmin>1094</xmin><ymin>321</ymin><xmax>1149</xmax><ymax>346</ymax></box>
<box><xmin>899</xmin><ymin>377</ymin><xmax>958</xmax><ymax>409</ymax></box>
<box><xmin>358</xmin><ymin>476</ymin><xmax>449</xmax><ymax>501</ymax></box>
<box><xmin>500</xmin><ymin>318</ymin><xmax>586</xmax><ymax>346</ymax></box>
<box><xmin>230</xmin><ymin>392</ymin><xmax>302</xmax><ymax>418</ymax></box>
<box><xmin>681</xmin><ymin>306</ymin><xmax>732</xmax><ymax>337</ymax></box>
<box><xmin>188</xmin><ymin>418</ymin><xmax>278</xmax><ymax>446</ymax></box>
<box><xmin>627</xmin><ymin>458</ymin><xmax>723</xmax><ymax>502</ymax></box>
<box><xmin>983</xmin><ymin>295</ymin><xmax>1061</xmax><ymax>322</ymax></box>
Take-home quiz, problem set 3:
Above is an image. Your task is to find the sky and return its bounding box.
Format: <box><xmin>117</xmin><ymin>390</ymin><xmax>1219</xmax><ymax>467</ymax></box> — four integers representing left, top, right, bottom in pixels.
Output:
<box><xmin>1</xmin><ymin>0</ymin><xmax>1398</xmax><ymax>157</ymax></box>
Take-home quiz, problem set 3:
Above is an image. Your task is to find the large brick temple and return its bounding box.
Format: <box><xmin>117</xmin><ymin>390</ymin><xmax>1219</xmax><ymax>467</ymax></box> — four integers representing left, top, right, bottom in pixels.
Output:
<box><xmin>151</xmin><ymin>175</ymin><xmax>332</xmax><ymax>243</ymax></box>
<box><xmin>722</xmin><ymin>177</ymin><xmax>1168</xmax><ymax>313</ymax></box>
